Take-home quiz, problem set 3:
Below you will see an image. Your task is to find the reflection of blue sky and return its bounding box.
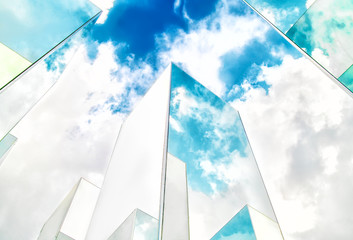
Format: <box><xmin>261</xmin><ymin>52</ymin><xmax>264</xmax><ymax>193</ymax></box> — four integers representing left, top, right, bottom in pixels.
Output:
<box><xmin>286</xmin><ymin>0</ymin><xmax>353</xmax><ymax>80</ymax></box>
<box><xmin>168</xmin><ymin>64</ymin><xmax>249</xmax><ymax>194</ymax></box>
<box><xmin>134</xmin><ymin>209</ymin><xmax>158</xmax><ymax>240</ymax></box>
<box><xmin>211</xmin><ymin>205</ymin><xmax>256</xmax><ymax>240</ymax></box>
<box><xmin>0</xmin><ymin>0</ymin><xmax>100</xmax><ymax>62</ymax></box>
<box><xmin>243</xmin><ymin>0</ymin><xmax>308</xmax><ymax>32</ymax></box>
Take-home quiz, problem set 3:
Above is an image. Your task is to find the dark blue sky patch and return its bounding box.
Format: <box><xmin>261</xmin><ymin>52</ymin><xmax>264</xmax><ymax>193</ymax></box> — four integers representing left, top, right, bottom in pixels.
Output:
<box><xmin>90</xmin><ymin>0</ymin><xmax>187</xmax><ymax>61</ymax></box>
<box><xmin>184</xmin><ymin>0</ymin><xmax>219</xmax><ymax>20</ymax></box>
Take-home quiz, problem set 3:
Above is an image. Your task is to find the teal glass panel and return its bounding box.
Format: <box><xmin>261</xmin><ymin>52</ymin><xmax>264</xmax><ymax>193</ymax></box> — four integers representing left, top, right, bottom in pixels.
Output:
<box><xmin>167</xmin><ymin>64</ymin><xmax>279</xmax><ymax>239</ymax></box>
<box><xmin>0</xmin><ymin>133</ymin><xmax>17</xmax><ymax>165</ymax></box>
<box><xmin>339</xmin><ymin>65</ymin><xmax>353</xmax><ymax>91</ymax></box>
<box><xmin>243</xmin><ymin>0</ymin><xmax>309</xmax><ymax>32</ymax></box>
<box><xmin>286</xmin><ymin>0</ymin><xmax>353</xmax><ymax>79</ymax></box>
<box><xmin>0</xmin><ymin>0</ymin><xmax>100</xmax><ymax>62</ymax></box>
<box><xmin>210</xmin><ymin>206</ymin><xmax>256</xmax><ymax>240</ymax></box>
<box><xmin>0</xmin><ymin>14</ymin><xmax>100</xmax><ymax>144</ymax></box>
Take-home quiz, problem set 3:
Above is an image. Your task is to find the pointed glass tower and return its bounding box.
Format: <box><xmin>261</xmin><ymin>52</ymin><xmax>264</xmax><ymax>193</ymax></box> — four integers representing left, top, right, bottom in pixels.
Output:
<box><xmin>242</xmin><ymin>0</ymin><xmax>353</xmax><ymax>96</ymax></box>
<box><xmin>86</xmin><ymin>64</ymin><xmax>283</xmax><ymax>240</ymax></box>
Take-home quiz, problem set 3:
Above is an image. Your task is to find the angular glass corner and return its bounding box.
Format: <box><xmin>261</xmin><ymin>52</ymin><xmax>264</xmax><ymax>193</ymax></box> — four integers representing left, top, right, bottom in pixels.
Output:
<box><xmin>38</xmin><ymin>178</ymin><xmax>100</xmax><ymax>240</ymax></box>
<box><xmin>211</xmin><ymin>205</ymin><xmax>282</xmax><ymax>240</ymax></box>
<box><xmin>107</xmin><ymin>209</ymin><xmax>158</xmax><ymax>240</ymax></box>
<box><xmin>243</xmin><ymin>0</ymin><xmax>353</xmax><ymax>96</ymax></box>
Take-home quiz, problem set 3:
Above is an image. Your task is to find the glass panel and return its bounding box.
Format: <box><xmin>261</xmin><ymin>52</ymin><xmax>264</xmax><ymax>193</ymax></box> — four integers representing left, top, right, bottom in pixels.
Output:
<box><xmin>134</xmin><ymin>209</ymin><xmax>159</xmax><ymax>240</ymax></box>
<box><xmin>0</xmin><ymin>43</ymin><xmax>31</xmax><ymax>89</ymax></box>
<box><xmin>286</xmin><ymin>0</ymin><xmax>353</xmax><ymax>78</ymax></box>
<box><xmin>0</xmin><ymin>0</ymin><xmax>100</xmax><ymax>62</ymax></box>
<box><xmin>210</xmin><ymin>205</ymin><xmax>256</xmax><ymax>240</ymax></box>
<box><xmin>60</xmin><ymin>179</ymin><xmax>100</xmax><ymax>240</ymax></box>
<box><xmin>107</xmin><ymin>209</ymin><xmax>137</xmax><ymax>240</ymax></box>
<box><xmin>86</xmin><ymin>66</ymin><xmax>172</xmax><ymax>240</ymax></box>
<box><xmin>243</xmin><ymin>0</ymin><xmax>310</xmax><ymax>32</ymax></box>
<box><xmin>161</xmin><ymin>153</ymin><xmax>190</xmax><ymax>240</ymax></box>
<box><xmin>339</xmin><ymin>64</ymin><xmax>353</xmax><ymax>91</ymax></box>
<box><xmin>167</xmin><ymin>64</ymin><xmax>281</xmax><ymax>239</ymax></box>
<box><xmin>0</xmin><ymin>133</ymin><xmax>17</xmax><ymax>166</ymax></box>
<box><xmin>0</xmin><ymin>14</ymin><xmax>99</xmax><ymax>145</ymax></box>
<box><xmin>248</xmin><ymin>205</ymin><xmax>283</xmax><ymax>240</ymax></box>
<box><xmin>38</xmin><ymin>181</ymin><xmax>79</xmax><ymax>240</ymax></box>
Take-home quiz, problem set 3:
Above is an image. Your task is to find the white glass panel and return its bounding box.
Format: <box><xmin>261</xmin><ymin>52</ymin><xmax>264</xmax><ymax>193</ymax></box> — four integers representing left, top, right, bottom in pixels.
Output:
<box><xmin>248</xmin><ymin>205</ymin><xmax>283</xmax><ymax>240</ymax></box>
<box><xmin>86</xmin><ymin>65</ymin><xmax>172</xmax><ymax>240</ymax></box>
<box><xmin>38</xmin><ymin>182</ymin><xmax>79</xmax><ymax>240</ymax></box>
<box><xmin>161</xmin><ymin>153</ymin><xmax>189</xmax><ymax>240</ymax></box>
<box><xmin>60</xmin><ymin>179</ymin><xmax>100</xmax><ymax>240</ymax></box>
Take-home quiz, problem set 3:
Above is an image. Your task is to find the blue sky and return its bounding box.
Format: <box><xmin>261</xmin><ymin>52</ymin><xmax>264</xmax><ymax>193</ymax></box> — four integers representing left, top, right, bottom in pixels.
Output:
<box><xmin>86</xmin><ymin>0</ymin><xmax>301</xmax><ymax>109</ymax></box>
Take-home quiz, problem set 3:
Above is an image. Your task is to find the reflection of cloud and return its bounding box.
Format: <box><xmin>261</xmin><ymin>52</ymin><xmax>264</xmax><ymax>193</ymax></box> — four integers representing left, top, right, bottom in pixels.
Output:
<box><xmin>286</xmin><ymin>0</ymin><xmax>353</xmax><ymax>77</ymax></box>
<box><xmin>233</xmin><ymin>54</ymin><xmax>353</xmax><ymax>239</ymax></box>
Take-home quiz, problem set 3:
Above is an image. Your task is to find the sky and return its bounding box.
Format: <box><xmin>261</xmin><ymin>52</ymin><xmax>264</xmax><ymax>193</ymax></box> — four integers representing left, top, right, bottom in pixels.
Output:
<box><xmin>1</xmin><ymin>0</ymin><xmax>353</xmax><ymax>239</ymax></box>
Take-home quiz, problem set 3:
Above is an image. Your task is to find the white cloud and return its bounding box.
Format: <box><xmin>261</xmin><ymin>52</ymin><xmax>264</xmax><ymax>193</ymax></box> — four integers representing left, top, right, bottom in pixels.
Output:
<box><xmin>89</xmin><ymin>0</ymin><xmax>115</xmax><ymax>24</ymax></box>
<box><xmin>157</xmin><ymin>1</ymin><xmax>270</xmax><ymax>97</ymax></box>
<box><xmin>232</xmin><ymin>55</ymin><xmax>353</xmax><ymax>239</ymax></box>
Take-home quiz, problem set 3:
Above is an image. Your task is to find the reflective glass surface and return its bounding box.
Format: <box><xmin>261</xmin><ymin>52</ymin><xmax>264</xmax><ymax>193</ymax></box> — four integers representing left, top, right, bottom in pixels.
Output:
<box><xmin>107</xmin><ymin>209</ymin><xmax>158</xmax><ymax>240</ymax></box>
<box><xmin>287</xmin><ymin>0</ymin><xmax>353</xmax><ymax>78</ymax></box>
<box><xmin>86</xmin><ymin>66</ymin><xmax>172</xmax><ymax>240</ymax></box>
<box><xmin>248</xmin><ymin>205</ymin><xmax>283</xmax><ymax>240</ymax></box>
<box><xmin>0</xmin><ymin>14</ymin><xmax>99</xmax><ymax>147</ymax></box>
<box><xmin>0</xmin><ymin>0</ymin><xmax>100</xmax><ymax>62</ymax></box>
<box><xmin>166</xmin><ymin>64</ymin><xmax>280</xmax><ymax>239</ymax></box>
<box><xmin>0</xmin><ymin>133</ymin><xmax>17</xmax><ymax>166</ymax></box>
<box><xmin>339</xmin><ymin>65</ymin><xmax>353</xmax><ymax>92</ymax></box>
<box><xmin>161</xmin><ymin>154</ymin><xmax>190</xmax><ymax>240</ymax></box>
<box><xmin>243</xmin><ymin>0</ymin><xmax>310</xmax><ymax>33</ymax></box>
<box><xmin>107</xmin><ymin>209</ymin><xmax>136</xmax><ymax>240</ymax></box>
<box><xmin>134</xmin><ymin>209</ymin><xmax>159</xmax><ymax>240</ymax></box>
<box><xmin>210</xmin><ymin>206</ymin><xmax>256</xmax><ymax>240</ymax></box>
<box><xmin>38</xmin><ymin>178</ymin><xmax>100</xmax><ymax>240</ymax></box>
<box><xmin>38</xmin><ymin>181</ymin><xmax>79</xmax><ymax>240</ymax></box>
<box><xmin>243</xmin><ymin>0</ymin><xmax>353</xmax><ymax>94</ymax></box>
<box><xmin>60</xmin><ymin>179</ymin><xmax>100</xmax><ymax>240</ymax></box>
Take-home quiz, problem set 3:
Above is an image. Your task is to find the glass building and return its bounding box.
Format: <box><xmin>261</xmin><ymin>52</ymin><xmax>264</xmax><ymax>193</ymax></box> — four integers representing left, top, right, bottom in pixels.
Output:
<box><xmin>242</xmin><ymin>0</ymin><xmax>353</xmax><ymax>95</ymax></box>
<box><xmin>85</xmin><ymin>64</ymin><xmax>284</xmax><ymax>240</ymax></box>
<box><xmin>0</xmin><ymin>0</ymin><xmax>101</xmax><ymax>164</ymax></box>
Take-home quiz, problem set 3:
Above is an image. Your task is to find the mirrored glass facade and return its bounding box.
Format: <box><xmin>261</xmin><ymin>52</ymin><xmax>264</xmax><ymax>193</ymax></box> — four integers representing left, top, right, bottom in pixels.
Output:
<box><xmin>0</xmin><ymin>0</ymin><xmax>101</xmax><ymax>88</ymax></box>
<box><xmin>243</xmin><ymin>0</ymin><xmax>353</xmax><ymax>95</ymax></box>
<box><xmin>86</xmin><ymin>64</ymin><xmax>282</xmax><ymax>240</ymax></box>
<box><xmin>86</xmin><ymin>65</ymin><xmax>172</xmax><ymax>240</ymax></box>
<box><xmin>0</xmin><ymin>5</ymin><xmax>101</xmax><ymax>154</ymax></box>
<box><xmin>164</xmin><ymin>64</ymin><xmax>282</xmax><ymax>239</ymax></box>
